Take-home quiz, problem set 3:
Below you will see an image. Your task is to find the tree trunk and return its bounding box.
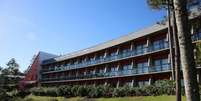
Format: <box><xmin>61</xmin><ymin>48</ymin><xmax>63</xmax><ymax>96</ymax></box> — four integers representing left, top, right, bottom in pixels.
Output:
<box><xmin>173</xmin><ymin>0</ymin><xmax>200</xmax><ymax>101</ymax></box>
<box><xmin>170</xmin><ymin>0</ymin><xmax>181</xmax><ymax>100</ymax></box>
<box><xmin>167</xmin><ymin>0</ymin><xmax>175</xmax><ymax>81</ymax></box>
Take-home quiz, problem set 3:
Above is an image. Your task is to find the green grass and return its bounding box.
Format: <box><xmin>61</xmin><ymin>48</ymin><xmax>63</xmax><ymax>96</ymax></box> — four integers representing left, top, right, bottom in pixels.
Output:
<box><xmin>22</xmin><ymin>95</ymin><xmax>186</xmax><ymax>101</ymax></box>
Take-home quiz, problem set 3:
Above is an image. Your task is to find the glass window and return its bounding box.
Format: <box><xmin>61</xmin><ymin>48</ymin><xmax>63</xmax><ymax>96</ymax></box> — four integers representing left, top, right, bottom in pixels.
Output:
<box><xmin>123</xmin><ymin>64</ymin><xmax>132</xmax><ymax>70</ymax></box>
<box><xmin>136</xmin><ymin>44</ymin><xmax>146</xmax><ymax>55</ymax></box>
<box><xmin>153</xmin><ymin>58</ymin><xmax>169</xmax><ymax>71</ymax></box>
<box><xmin>137</xmin><ymin>62</ymin><xmax>148</xmax><ymax>73</ymax></box>
<box><xmin>152</xmin><ymin>38</ymin><xmax>167</xmax><ymax>51</ymax></box>
<box><xmin>122</xmin><ymin>48</ymin><xmax>130</xmax><ymax>53</ymax></box>
<box><xmin>110</xmin><ymin>52</ymin><xmax>116</xmax><ymax>56</ymax></box>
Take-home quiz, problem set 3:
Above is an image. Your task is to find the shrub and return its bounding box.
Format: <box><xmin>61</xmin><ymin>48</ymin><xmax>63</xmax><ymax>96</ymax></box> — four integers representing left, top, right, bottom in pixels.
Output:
<box><xmin>71</xmin><ymin>85</ymin><xmax>79</xmax><ymax>97</ymax></box>
<box><xmin>45</xmin><ymin>87</ymin><xmax>58</xmax><ymax>97</ymax></box>
<box><xmin>57</xmin><ymin>85</ymin><xmax>72</xmax><ymax>97</ymax></box>
<box><xmin>15</xmin><ymin>90</ymin><xmax>31</xmax><ymax>98</ymax></box>
<box><xmin>29</xmin><ymin>80</ymin><xmax>179</xmax><ymax>98</ymax></box>
<box><xmin>88</xmin><ymin>85</ymin><xmax>105</xmax><ymax>98</ymax></box>
<box><xmin>153</xmin><ymin>80</ymin><xmax>175</xmax><ymax>95</ymax></box>
<box><xmin>30</xmin><ymin>87</ymin><xmax>46</xmax><ymax>96</ymax></box>
<box><xmin>0</xmin><ymin>88</ymin><xmax>13</xmax><ymax>101</ymax></box>
<box><xmin>112</xmin><ymin>85</ymin><xmax>130</xmax><ymax>97</ymax></box>
<box><xmin>77</xmin><ymin>85</ymin><xmax>89</xmax><ymax>97</ymax></box>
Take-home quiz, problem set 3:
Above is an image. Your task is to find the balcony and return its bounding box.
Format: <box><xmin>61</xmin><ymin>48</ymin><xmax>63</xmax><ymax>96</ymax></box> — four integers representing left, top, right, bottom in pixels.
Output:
<box><xmin>192</xmin><ymin>32</ymin><xmax>201</xmax><ymax>42</ymax></box>
<box><xmin>41</xmin><ymin>64</ymin><xmax>171</xmax><ymax>82</ymax></box>
<box><xmin>41</xmin><ymin>41</ymin><xmax>169</xmax><ymax>73</ymax></box>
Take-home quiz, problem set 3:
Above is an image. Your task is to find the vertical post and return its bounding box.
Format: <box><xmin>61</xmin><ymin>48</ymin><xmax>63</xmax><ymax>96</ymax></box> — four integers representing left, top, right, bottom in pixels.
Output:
<box><xmin>104</xmin><ymin>64</ymin><xmax>108</xmax><ymax>73</ymax></box>
<box><xmin>104</xmin><ymin>80</ymin><xmax>108</xmax><ymax>86</ymax></box>
<box><xmin>104</xmin><ymin>50</ymin><xmax>108</xmax><ymax>58</ymax></box>
<box><xmin>149</xmin><ymin>77</ymin><xmax>153</xmax><ymax>85</ymax></box>
<box><xmin>131</xmin><ymin>79</ymin><xmax>135</xmax><ymax>87</ymax></box>
<box><xmin>147</xmin><ymin>37</ymin><xmax>151</xmax><ymax>52</ymax></box>
<box><xmin>130</xmin><ymin>42</ymin><xmax>134</xmax><ymax>51</ymax></box>
<box><xmin>148</xmin><ymin>56</ymin><xmax>152</xmax><ymax>72</ymax></box>
<box><xmin>117</xmin><ymin>62</ymin><xmax>121</xmax><ymax>76</ymax></box>
<box><xmin>116</xmin><ymin>79</ymin><xmax>120</xmax><ymax>88</ymax></box>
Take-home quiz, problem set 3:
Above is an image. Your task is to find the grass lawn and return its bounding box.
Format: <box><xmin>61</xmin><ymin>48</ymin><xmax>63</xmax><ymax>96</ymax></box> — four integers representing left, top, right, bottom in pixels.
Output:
<box><xmin>22</xmin><ymin>95</ymin><xmax>186</xmax><ymax>101</ymax></box>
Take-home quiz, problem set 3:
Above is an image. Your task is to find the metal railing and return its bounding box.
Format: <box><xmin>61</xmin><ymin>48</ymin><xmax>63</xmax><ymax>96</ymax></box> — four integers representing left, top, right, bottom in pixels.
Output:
<box><xmin>41</xmin><ymin>64</ymin><xmax>171</xmax><ymax>82</ymax></box>
<box><xmin>41</xmin><ymin>42</ymin><xmax>169</xmax><ymax>73</ymax></box>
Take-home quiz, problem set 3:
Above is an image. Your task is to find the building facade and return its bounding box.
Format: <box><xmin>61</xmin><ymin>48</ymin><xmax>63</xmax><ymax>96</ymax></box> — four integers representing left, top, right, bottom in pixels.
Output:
<box><xmin>23</xmin><ymin>9</ymin><xmax>201</xmax><ymax>88</ymax></box>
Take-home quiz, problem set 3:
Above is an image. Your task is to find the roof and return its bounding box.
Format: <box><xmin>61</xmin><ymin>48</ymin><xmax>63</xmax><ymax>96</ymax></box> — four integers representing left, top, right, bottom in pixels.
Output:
<box><xmin>42</xmin><ymin>7</ymin><xmax>201</xmax><ymax>65</ymax></box>
<box><xmin>42</xmin><ymin>23</ymin><xmax>168</xmax><ymax>65</ymax></box>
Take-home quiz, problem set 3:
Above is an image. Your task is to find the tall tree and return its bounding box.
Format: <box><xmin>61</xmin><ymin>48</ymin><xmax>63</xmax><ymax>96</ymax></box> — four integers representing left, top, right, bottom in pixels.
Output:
<box><xmin>170</xmin><ymin>0</ymin><xmax>182</xmax><ymax>101</ymax></box>
<box><xmin>147</xmin><ymin>0</ymin><xmax>182</xmax><ymax>101</ymax></box>
<box><xmin>5</xmin><ymin>58</ymin><xmax>20</xmax><ymax>75</ymax></box>
<box><xmin>173</xmin><ymin>0</ymin><xmax>200</xmax><ymax>101</ymax></box>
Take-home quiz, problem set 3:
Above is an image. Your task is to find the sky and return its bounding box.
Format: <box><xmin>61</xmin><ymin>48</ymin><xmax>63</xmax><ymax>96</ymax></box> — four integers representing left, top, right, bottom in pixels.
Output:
<box><xmin>0</xmin><ymin>0</ymin><xmax>165</xmax><ymax>72</ymax></box>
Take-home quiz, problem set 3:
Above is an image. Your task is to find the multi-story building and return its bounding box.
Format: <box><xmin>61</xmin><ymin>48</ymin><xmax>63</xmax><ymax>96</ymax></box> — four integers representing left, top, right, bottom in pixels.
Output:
<box><xmin>21</xmin><ymin>8</ymin><xmax>201</xmax><ymax>88</ymax></box>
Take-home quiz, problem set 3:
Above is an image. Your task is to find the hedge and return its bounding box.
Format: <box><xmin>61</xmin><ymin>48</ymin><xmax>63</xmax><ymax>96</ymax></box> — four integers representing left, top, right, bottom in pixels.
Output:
<box><xmin>29</xmin><ymin>80</ymin><xmax>180</xmax><ymax>98</ymax></box>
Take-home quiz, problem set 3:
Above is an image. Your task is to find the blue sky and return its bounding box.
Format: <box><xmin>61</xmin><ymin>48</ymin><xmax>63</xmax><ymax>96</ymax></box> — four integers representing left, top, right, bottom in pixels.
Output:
<box><xmin>0</xmin><ymin>0</ymin><xmax>165</xmax><ymax>72</ymax></box>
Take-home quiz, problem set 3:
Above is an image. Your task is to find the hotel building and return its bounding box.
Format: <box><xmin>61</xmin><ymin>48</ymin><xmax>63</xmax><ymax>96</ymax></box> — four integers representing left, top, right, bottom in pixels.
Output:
<box><xmin>21</xmin><ymin>8</ymin><xmax>201</xmax><ymax>88</ymax></box>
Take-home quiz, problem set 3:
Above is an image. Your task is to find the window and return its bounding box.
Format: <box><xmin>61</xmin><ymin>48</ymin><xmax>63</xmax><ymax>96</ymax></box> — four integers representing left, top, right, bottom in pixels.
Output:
<box><xmin>123</xmin><ymin>64</ymin><xmax>132</xmax><ymax>75</ymax></box>
<box><xmin>136</xmin><ymin>44</ymin><xmax>147</xmax><ymax>55</ymax></box>
<box><xmin>152</xmin><ymin>38</ymin><xmax>167</xmax><ymax>51</ymax></box>
<box><xmin>137</xmin><ymin>62</ymin><xmax>148</xmax><ymax>73</ymax></box>
<box><xmin>153</xmin><ymin>58</ymin><xmax>169</xmax><ymax>71</ymax></box>
<box><xmin>122</xmin><ymin>48</ymin><xmax>131</xmax><ymax>57</ymax></box>
<box><xmin>110</xmin><ymin>52</ymin><xmax>116</xmax><ymax>56</ymax></box>
<box><xmin>109</xmin><ymin>66</ymin><xmax>118</xmax><ymax>76</ymax></box>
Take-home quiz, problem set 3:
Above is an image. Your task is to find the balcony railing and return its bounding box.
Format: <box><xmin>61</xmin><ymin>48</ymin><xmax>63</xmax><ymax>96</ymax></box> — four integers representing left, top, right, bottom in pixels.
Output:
<box><xmin>192</xmin><ymin>32</ymin><xmax>201</xmax><ymax>42</ymax></box>
<box><xmin>41</xmin><ymin>42</ymin><xmax>169</xmax><ymax>73</ymax></box>
<box><xmin>41</xmin><ymin>64</ymin><xmax>171</xmax><ymax>82</ymax></box>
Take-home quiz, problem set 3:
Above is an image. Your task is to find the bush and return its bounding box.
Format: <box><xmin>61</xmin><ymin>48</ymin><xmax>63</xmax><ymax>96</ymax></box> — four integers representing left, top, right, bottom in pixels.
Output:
<box><xmin>88</xmin><ymin>85</ymin><xmax>104</xmax><ymax>98</ymax></box>
<box><xmin>15</xmin><ymin>90</ymin><xmax>30</xmax><ymax>98</ymax></box>
<box><xmin>153</xmin><ymin>80</ymin><xmax>175</xmax><ymax>95</ymax></box>
<box><xmin>45</xmin><ymin>87</ymin><xmax>58</xmax><ymax>97</ymax></box>
<box><xmin>29</xmin><ymin>80</ymin><xmax>178</xmax><ymax>98</ymax></box>
<box><xmin>57</xmin><ymin>85</ymin><xmax>72</xmax><ymax>97</ymax></box>
<box><xmin>112</xmin><ymin>85</ymin><xmax>130</xmax><ymax>97</ymax></box>
<box><xmin>77</xmin><ymin>85</ymin><xmax>89</xmax><ymax>97</ymax></box>
<box><xmin>71</xmin><ymin>85</ymin><xmax>79</xmax><ymax>97</ymax></box>
<box><xmin>0</xmin><ymin>88</ymin><xmax>14</xmax><ymax>101</ymax></box>
<box><xmin>30</xmin><ymin>87</ymin><xmax>45</xmax><ymax>96</ymax></box>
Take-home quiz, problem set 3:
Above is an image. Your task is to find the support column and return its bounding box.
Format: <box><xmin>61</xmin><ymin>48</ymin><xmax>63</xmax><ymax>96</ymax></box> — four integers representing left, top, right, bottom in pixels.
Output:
<box><xmin>147</xmin><ymin>37</ymin><xmax>151</xmax><ymax>52</ymax></box>
<box><xmin>93</xmin><ymin>54</ymin><xmax>97</xmax><ymax>65</ymax></box>
<box><xmin>149</xmin><ymin>77</ymin><xmax>153</xmax><ymax>85</ymax></box>
<box><xmin>116</xmin><ymin>63</ymin><xmax>120</xmax><ymax>76</ymax></box>
<box><xmin>131</xmin><ymin>79</ymin><xmax>135</xmax><ymax>87</ymax></box>
<box><xmin>130</xmin><ymin>42</ymin><xmax>134</xmax><ymax>51</ymax></box>
<box><xmin>93</xmin><ymin>81</ymin><xmax>96</xmax><ymax>87</ymax></box>
<box><xmin>76</xmin><ymin>70</ymin><xmax>79</xmax><ymax>77</ymax></box>
<box><xmin>104</xmin><ymin>50</ymin><xmax>108</xmax><ymax>58</ymax></box>
<box><xmin>104</xmin><ymin>64</ymin><xmax>108</xmax><ymax>73</ymax></box>
<box><xmin>93</xmin><ymin>67</ymin><xmax>96</xmax><ymax>75</ymax></box>
<box><xmin>116</xmin><ymin>47</ymin><xmax>120</xmax><ymax>55</ymax></box>
<box><xmin>104</xmin><ymin>80</ymin><xmax>108</xmax><ymax>86</ymax></box>
<box><xmin>148</xmin><ymin>56</ymin><xmax>152</xmax><ymax>72</ymax></box>
<box><xmin>116</xmin><ymin>80</ymin><xmax>120</xmax><ymax>88</ymax></box>
<box><xmin>131</xmin><ymin>60</ymin><xmax>134</xmax><ymax>68</ymax></box>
